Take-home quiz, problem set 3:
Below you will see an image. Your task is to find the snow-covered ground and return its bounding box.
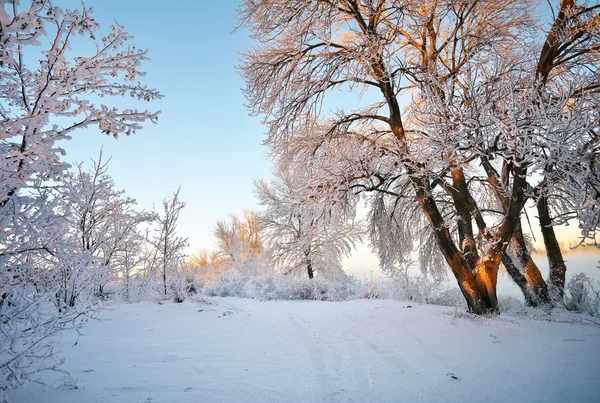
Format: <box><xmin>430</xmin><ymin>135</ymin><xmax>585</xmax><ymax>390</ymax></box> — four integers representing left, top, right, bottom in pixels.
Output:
<box><xmin>11</xmin><ymin>298</ymin><xmax>600</xmax><ymax>403</ymax></box>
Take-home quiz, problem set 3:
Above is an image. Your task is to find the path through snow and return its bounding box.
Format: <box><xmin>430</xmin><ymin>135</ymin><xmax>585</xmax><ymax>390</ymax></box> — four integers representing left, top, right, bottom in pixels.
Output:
<box><xmin>11</xmin><ymin>298</ymin><xmax>600</xmax><ymax>402</ymax></box>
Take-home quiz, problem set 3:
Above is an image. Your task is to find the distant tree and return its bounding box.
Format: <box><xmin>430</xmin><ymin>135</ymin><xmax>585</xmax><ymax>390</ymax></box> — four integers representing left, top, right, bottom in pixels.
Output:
<box><xmin>113</xmin><ymin>226</ymin><xmax>147</xmax><ymax>302</ymax></box>
<box><xmin>256</xmin><ymin>163</ymin><xmax>362</xmax><ymax>279</ymax></box>
<box><xmin>149</xmin><ymin>189</ymin><xmax>188</xmax><ymax>298</ymax></box>
<box><xmin>213</xmin><ymin>210</ymin><xmax>264</xmax><ymax>271</ymax></box>
<box><xmin>188</xmin><ymin>248</ymin><xmax>227</xmax><ymax>286</ymax></box>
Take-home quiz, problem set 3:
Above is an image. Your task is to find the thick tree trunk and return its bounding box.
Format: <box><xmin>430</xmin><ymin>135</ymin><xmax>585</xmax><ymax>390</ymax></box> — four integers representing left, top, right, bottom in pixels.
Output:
<box><xmin>537</xmin><ymin>195</ymin><xmax>567</xmax><ymax>302</ymax></box>
<box><xmin>449</xmin><ymin>167</ymin><xmax>479</xmax><ymax>271</ymax></box>
<box><xmin>474</xmin><ymin>256</ymin><xmax>500</xmax><ymax>314</ymax></box>
<box><xmin>304</xmin><ymin>248</ymin><xmax>314</xmax><ymax>279</ymax></box>
<box><xmin>502</xmin><ymin>254</ymin><xmax>534</xmax><ymax>305</ymax></box>
<box><xmin>414</xmin><ymin>179</ymin><xmax>497</xmax><ymax>314</ymax></box>
<box><xmin>510</xmin><ymin>225</ymin><xmax>552</xmax><ymax>307</ymax></box>
<box><xmin>442</xmin><ymin>250</ymin><xmax>492</xmax><ymax>314</ymax></box>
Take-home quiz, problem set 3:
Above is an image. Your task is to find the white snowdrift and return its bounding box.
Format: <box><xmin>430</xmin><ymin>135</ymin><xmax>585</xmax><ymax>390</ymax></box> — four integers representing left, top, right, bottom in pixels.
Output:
<box><xmin>11</xmin><ymin>298</ymin><xmax>600</xmax><ymax>403</ymax></box>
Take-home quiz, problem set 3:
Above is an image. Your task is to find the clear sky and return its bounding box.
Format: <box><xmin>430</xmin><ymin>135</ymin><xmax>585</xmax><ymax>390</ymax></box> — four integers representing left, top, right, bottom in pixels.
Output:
<box><xmin>58</xmin><ymin>0</ymin><xmax>272</xmax><ymax>252</ymax></box>
<box><xmin>55</xmin><ymin>0</ymin><xmax>599</xmax><ymax>283</ymax></box>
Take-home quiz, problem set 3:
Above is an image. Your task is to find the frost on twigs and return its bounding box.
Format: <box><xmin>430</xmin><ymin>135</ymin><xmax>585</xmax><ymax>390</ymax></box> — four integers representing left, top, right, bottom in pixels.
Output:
<box><xmin>256</xmin><ymin>160</ymin><xmax>363</xmax><ymax>280</ymax></box>
<box><xmin>1</xmin><ymin>0</ymin><xmax>161</xmax><ymax>393</ymax></box>
<box><xmin>239</xmin><ymin>0</ymin><xmax>599</xmax><ymax>313</ymax></box>
<box><xmin>0</xmin><ymin>0</ymin><xmax>161</xmax><ymax>205</ymax></box>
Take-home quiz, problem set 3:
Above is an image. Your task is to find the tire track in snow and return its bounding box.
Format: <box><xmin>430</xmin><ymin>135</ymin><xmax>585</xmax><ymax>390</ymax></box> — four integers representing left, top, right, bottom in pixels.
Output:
<box><xmin>288</xmin><ymin>311</ymin><xmax>401</xmax><ymax>403</ymax></box>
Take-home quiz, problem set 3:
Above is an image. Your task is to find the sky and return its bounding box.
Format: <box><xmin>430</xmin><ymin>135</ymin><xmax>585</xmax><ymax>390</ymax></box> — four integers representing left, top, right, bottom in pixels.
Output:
<box><xmin>58</xmin><ymin>0</ymin><xmax>271</xmax><ymax>250</ymax></box>
<box><xmin>53</xmin><ymin>0</ymin><xmax>600</xmax><ymax>284</ymax></box>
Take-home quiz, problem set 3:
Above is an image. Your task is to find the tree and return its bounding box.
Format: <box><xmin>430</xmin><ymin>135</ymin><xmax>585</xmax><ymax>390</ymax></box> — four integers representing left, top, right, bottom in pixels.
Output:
<box><xmin>0</xmin><ymin>0</ymin><xmax>160</xmax><ymax>390</ymax></box>
<box><xmin>412</xmin><ymin>0</ymin><xmax>599</xmax><ymax>305</ymax></box>
<box><xmin>113</xmin><ymin>225</ymin><xmax>147</xmax><ymax>302</ymax></box>
<box><xmin>59</xmin><ymin>151</ymin><xmax>154</xmax><ymax>303</ymax></box>
<box><xmin>256</xmin><ymin>163</ymin><xmax>362</xmax><ymax>279</ymax></box>
<box><xmin>529</xmin><ymin>0</ymin><xmax>600</xmax><ymax>302</ymax></box>
<box><xmin>1</xmin><ymin>1</ymin><xmax>161</xmax><ymax>208</ymax></box>
<box><xmin>149</xmin><ymin>188</ymin><xmax>188</xmax><ymax>298</ymax></box>
<box><xmin>213</xmin><ymin>209</ymin><xmax>264</xmax><ymax>271</ymax></box>
<box><xmin>238</xmin><ymin>0</ymin><xmax>599</xmax><ymax>313</ymax></box>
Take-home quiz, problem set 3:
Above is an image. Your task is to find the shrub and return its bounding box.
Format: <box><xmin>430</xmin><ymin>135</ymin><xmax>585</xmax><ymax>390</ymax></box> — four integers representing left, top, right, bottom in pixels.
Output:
<box><xmin>565</xmin><ymin>273</ymin><xmax>600</xmax><ymax>317</ymax></box>
<box><xmin>202</xmin><ymin>269</ymin><xmax>361</xmax><ymax>301</ymax></box>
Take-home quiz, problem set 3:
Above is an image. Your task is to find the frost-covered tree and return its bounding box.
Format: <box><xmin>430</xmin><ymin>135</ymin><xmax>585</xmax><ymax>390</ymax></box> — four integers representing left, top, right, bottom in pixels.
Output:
<box><xmin>149</xmin><ymin>189</ymin><xmax>188</xmax><ymax>298</ymax></box>
<box><xmin>0</xmin><ymin>1</ymin><xmax>160</xmax><ymax>207</ymax></box>
<box><xmin>113</xmin><ymin>226</ymin><xmax>147</xmax><ymax>302</ymax></box>
<box><xmin>239</xmin><ymin>0</ymin><xmax>599</xmax><ymax>313</ymax></box>
<box><xmin>256</xmin><ymin>163</ymin><xmax>362</xmax><ymax>279</ymax></box>
<box><xmin>187</xmin><ymin>249</ymin><xmax>227</xmax><ymax>288</ymax></box>
<box><xmin>0</xmin><ymin>186</ymin><xmax>82</xmax><ymax>393</ymax></box>
<box><xmin>213</xmin><ymin>210</ymin><xmax>264</xmax><ymax>271</ymax></box>
<box><xmin>59</xmin><ymin>151</ymin><xmax>154</xmax><ymax>303</ymax></box>
<box><xmin>529</xmin><ymin>0</ymin><xmax>600</xmax><ymax>301</ymax></box>
<box><xmin>0</xmin><ymin>0</ymin><xmax>160</xmax><ymax>391</ymax></box>
<box><xmin>413</xmin><ymin>0</ymin><xmax>600</xmax><ymax>305</ymax></box>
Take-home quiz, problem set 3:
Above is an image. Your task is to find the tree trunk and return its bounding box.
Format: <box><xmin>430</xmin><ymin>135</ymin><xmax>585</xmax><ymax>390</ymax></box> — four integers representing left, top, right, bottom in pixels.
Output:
<box><xmin>502</xmin><ymin>254</ymin><xmax>534</xmax><ymax>306</ymax></box>
<box><xmin>163</xmin><ymin>236</ymin><xmax>168</xmax><ymax>297</ymax></box>
<box><xmin>467</xmin><ymin>189</ymin><xmax>549</xmax><ymax>308</ymax></box>
<box><xmin>474</xmin><ymin>256</ymin><xmax>500</xmax><ymax>314</ymax></box>
<box><xmin>537</xmin><ymin>195</ymin><xmax>567</xmax><ymax>302</ymax></box>
<box><xmin>307</xmin><ymin>259</ymin><xmax>314</xmax><ymax>279</ymax></box>
<box><xmin>414</xmin><ymin>180</ymin><xmax>497</xmax><ymax>314</ymax></box>
<box><xmin>509</xmin><ymin>225</ymin><xmax>552</xmax><ymax>307</ymax></box>
<box><xmin>163</xmin><ymin>267</ymin><xmax>167</xmax><ymax>297</ymax></box>
<box><xmin>446</xmin><ymin>252</ymin><xmax>496</xmax><ymax>314</ymax></box>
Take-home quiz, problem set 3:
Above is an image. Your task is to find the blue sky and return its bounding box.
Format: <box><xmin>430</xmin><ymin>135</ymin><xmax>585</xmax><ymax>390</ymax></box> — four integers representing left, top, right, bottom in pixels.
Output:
<box><xmin>58</xmin><ymin>0</ymin><xmax>272</xmax><ymax>253</ymax></box>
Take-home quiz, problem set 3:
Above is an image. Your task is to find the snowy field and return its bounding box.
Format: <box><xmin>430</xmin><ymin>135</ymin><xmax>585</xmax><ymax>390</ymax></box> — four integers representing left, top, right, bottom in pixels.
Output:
<box><xmin>11</xmin><ymin>298</ymin><xmax>600</xmax><ymax>403</ymax></box>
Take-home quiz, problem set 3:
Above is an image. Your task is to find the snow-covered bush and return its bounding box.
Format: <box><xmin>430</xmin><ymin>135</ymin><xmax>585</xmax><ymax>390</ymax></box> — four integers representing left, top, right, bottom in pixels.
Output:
<box><xmin>498</xmin><ymin>296</ymin><xmax>525</xmax><ymax>314</ymax></box>
<box><xmin>565</xmin><ymin>273</ymin><xmax>600</xmax><ymax>317</ymax></box>
<box><xmin>0</xmin><ymin>273</ymin><xmax>97</xmax><ymax>394</ymax></box>
<box><xmin>427</xmin><ymin>287</ymin><xmax>467</xmax><ymax>308</ymax></box>
<box><xmin>371</xmin><ymin>266</ymin><xmax>458</xmax><ymax>305</ymax></box>
<box><xmin>118</xmin><ymin>275</ymin><xmax>163</xmax><ymax>303</ymax></box>
<box><xmin>203</xmin><ymin>269</ymin><xmax>249</xmax><ymax>298</ymax></box>
<box><xmin>362</xmin><ymin>281</ymin><xmax>379</xmax><ymax>299</ymax></box>
<box><xmin>203</xmin><ymin>269</ymin><xmax>361</xmax><ymax>301</ymax></box>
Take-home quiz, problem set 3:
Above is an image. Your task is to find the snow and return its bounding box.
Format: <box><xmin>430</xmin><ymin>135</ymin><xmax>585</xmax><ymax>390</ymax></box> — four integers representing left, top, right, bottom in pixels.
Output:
<box><xmin>11</xmin><ymin>298</ymin><xmax>600</xmax><ymax>403</ymax></box>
